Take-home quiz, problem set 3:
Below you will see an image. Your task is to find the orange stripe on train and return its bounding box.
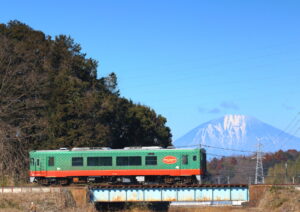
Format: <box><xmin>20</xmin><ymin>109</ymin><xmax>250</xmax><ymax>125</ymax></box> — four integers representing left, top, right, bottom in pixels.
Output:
<box><xmin>30</xmin><ymin>169</ymin><xmax>203</xmax><ymax>177</ymax></box>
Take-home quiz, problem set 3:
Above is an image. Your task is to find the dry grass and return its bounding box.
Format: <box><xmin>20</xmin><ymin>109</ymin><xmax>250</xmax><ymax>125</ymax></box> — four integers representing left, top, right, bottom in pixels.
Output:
<box><xmin>0</xmin><ymin>185</ymin><xmax>299</xmax><ymax>212</ymax></box>
<box><xmin>169</xmin><ymin>186</ymin><xmax>300</xmax><ymax>212</ymax></box>
<box><xmin>169</xmin><ymin>206</ymin><xmax>258</xmax><ymax>212</ymax></box>
<box><xmin>258</xmin><ymin>186</ymin><xmax>300</xmax><ymax>212</ymax></box>
<box><xmin>0</xmin><ymin>190</ymin><xmax>96</xmax><ymax>212</ymax></box>
<box><xmin>108</xmin><ymin>186</ymin><xmax>300</xmax><ymax>212</ymax></box>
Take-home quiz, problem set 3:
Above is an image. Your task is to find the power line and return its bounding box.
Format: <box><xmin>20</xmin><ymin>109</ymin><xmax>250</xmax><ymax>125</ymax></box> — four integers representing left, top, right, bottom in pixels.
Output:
<box><xmin>275</xmin><ymin>113</ymin><xmax>300</xmax><ymax>149</ymax></box>
<box><xmin>177</xmin><ymin>139</ymin><xmax>300</xmax><ymax>155</ymax></box>
<box><xmin>206</xmin><ymin>153</ymin><xmax>227</xmax><ymax>157</ymax></box>
<box><xmin>279</xmin><ymin>114</ymin><xmax>300</xmax><ymax>150</ymax></box>
<box><xmin>276</xmin><ymin>112</ymin><xmax>300</xmax><ymax>140</ymax></box>
<box><xmin>176</xmin><ymin>143</ymin><xmax>258</xmax><ymax>154</ymax></box>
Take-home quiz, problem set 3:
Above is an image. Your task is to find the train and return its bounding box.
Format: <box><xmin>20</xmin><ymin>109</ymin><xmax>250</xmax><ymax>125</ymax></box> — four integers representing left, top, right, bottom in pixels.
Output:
<box><xmin>29</xmin><ymin>146</ymin><xmax>207</xmax><ymax>185</ymax></box>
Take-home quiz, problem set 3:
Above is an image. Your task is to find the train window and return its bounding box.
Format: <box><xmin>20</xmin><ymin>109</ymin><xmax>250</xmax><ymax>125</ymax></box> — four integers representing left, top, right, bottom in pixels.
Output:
<box><xmin>117</xmin><ymin>157</ymin><xmax>128</xmax><ymax>166</ymax></box>
<box><xmin>72</xmin><ymin>157</ymin><xmax>83</xmax><ymax>166</ymax></box>
<box><xmin>193</xmin><ymin>156</ymin><xmax>197</xmax><ymax>161</ymax></box>
<box><xmin>117</xmin><ymin>156</ymin><xmax>141</xmax><ymax>166</ymax></box>
<box><xmin>30</xmin><ymin>158</ymin><xmax>34</xmax><ymax>166</ymax></box>
<box><xmin>182</xmin><ymin>155</ymin><xmax>188</xmax><ymax>164</ymax></box>
<box><xmin>37</xmin><ymin>159</ymin><xmax>40</xmax><ymax>166</ymax></box>
<box><xmin>87</xmin><ymin>157</ymin><xmax>112</xmax><ymax>166</ymax></box>
<box><xmin>48</xmin><ymin>157</ymin><xmax>55</xmax><ymax>166</ymax></box>
<box><xmin>129</xmin><ymin>157</ymin><xmax>141</xmax><ymax>165</ymax></box>
<box><xmin>146</xmin><ymin>156</ymin><xmax>157</xmax><ymax>165</ymax></box>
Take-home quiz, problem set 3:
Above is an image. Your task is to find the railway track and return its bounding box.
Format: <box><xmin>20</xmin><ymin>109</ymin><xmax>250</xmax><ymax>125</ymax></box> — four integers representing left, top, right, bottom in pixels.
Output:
<box><xmin>0</xmin><ymin>183</ymin><xmax>298</xmax><ymax>191</ymax></box>
<box><xmin>89</xmin><ymin>183</ymin><xmax>249</xmax><ymax>189</ymax></box>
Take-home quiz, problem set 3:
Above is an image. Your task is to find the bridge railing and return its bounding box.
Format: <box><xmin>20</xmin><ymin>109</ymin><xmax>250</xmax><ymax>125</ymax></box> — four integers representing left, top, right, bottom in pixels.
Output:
<box><xmin>90</xmin><ymin>185</ymin><xmax>249</xmax><ymax>203</ymax></box>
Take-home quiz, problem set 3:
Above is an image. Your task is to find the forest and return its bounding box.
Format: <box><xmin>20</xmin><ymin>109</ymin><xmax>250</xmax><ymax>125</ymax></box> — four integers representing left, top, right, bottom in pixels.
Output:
<box><xmin>0</xmin><ymin>21</ymin><xmax>172</xmax><ymax>184</ymax></box>
<box><xmin>207</xmin><ymin>149</ymin><xmax>300</xmax><ymax>184</ymax></box>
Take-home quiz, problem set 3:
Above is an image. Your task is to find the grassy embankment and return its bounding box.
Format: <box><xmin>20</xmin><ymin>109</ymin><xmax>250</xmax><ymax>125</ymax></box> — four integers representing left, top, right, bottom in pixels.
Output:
<box><xmin>169</xmin><ymin>185</ymin><xmax>300</xmax><ymax>212</ymax></box>
<box><xmin>0</xmin><ymin>185</ymin><xmax>299</xmax><ymax>212</ymax></box>
<box><xmin>0</xmin><ymin>189</ymin><xmax>95</xmax><ymax>212</ymax></box>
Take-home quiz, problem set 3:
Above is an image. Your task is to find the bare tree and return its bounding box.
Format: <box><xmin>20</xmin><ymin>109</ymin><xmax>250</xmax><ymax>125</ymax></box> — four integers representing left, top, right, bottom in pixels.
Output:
<box><xmin>0</xmin><ymin>35</ymin><xmax>47</xmax><ymax>185</ymax></box>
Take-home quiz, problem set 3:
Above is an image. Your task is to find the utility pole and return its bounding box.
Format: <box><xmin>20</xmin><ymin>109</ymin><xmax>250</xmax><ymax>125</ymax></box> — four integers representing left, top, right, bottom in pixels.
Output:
<box><xmin>285</xmin><ymin>162</ymin><xmax>288</xmax><ymax>184</ymax></box>
<box><xmin>255</xmin><ymin>143</ymin><xmax>264</xmax><ymax>184</ymax></box>
<box><xmin>217</xmin><ymin>176</ymin><xmax>221</xmax><ymax>184</ymax></box>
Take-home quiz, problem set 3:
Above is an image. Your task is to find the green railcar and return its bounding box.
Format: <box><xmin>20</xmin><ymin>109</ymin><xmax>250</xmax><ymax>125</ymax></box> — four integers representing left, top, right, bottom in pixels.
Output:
<box><xmin>29</xmin><ymin>147</ymin><xmax>206</xmax><ymax>185</ymax></box>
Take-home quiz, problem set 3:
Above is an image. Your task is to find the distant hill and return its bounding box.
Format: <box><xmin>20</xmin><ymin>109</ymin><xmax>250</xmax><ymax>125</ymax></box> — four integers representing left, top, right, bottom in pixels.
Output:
<box><xmin>174</xmin><ymin>115</ymin><xmax>300</xmax><ymax>156</ymax></box>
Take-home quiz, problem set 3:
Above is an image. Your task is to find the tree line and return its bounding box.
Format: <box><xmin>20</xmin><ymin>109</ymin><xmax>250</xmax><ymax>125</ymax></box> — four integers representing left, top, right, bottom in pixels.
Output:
<box><xmin>206</xmin><ymin>149</ymin><xmax>300</xmax><ymax>184</ymax></box>
<box><xmin>0</xmin><ymin>21</ymin><xmax>172</xmax><ymax>184</ymax></box>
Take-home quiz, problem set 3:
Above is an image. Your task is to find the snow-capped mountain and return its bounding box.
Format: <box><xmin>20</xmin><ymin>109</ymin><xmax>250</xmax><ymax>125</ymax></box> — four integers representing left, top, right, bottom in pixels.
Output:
<box><xmin>174</xmin><ymin>115</ymin><xmax>300</xmax><ymax>156</ymax></box>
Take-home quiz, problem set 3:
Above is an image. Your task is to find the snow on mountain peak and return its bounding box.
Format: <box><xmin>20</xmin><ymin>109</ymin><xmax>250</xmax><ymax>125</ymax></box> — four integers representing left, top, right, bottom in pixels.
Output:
<box><xmin>223</xmin><ymin>114</ymin><xmax>246</xmax><ymax>129</ymax></box>
<box><xmin>174</xmin><ymin>115</ymin><xmax>300</xmax><ymax>155</ymax></box>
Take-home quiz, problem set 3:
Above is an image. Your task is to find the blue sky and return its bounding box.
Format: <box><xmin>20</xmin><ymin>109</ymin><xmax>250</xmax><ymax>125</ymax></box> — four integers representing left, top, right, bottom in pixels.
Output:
<box><xmin>1</xmin><ymin>0</ymin><xmax>300</xmax><ymax>139</ymax></box>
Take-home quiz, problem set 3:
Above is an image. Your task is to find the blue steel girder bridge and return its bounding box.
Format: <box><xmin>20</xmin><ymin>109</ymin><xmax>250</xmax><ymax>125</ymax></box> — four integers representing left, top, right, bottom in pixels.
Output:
<box><xmin>89</xmin><ymin>184</ymin><xmax>249</xmax><ymax>204</ymax></box>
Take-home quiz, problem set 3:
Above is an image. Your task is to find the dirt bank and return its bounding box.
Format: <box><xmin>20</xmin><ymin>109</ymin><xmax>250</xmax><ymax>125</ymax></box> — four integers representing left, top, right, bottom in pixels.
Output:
<box><xmin>0</xmin><ymin>185</ymin><xmax>299</xmax><ymax>212</ymax></box>
<box><xmin>169</xmin><ymin>185</ymin><xmax>300</xmax><ymax>212</ymax></box>
<box><xmin>0</xmin><ymin>190</ymin><xmax>95</xmax><ymax>212</ymax></box>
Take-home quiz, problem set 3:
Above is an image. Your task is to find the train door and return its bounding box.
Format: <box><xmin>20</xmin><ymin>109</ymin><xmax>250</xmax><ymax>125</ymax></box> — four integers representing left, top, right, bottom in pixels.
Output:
<box><xmin>35</xmin><ymin>156</ymin><xmax>45</xmax><ymax>174</ymax></box>
<box><xmin>200</xmin><ymin>149</ymin><xmax>207</xmax><ymax>175</ymax></box>
<box><xmin>40</xmin><ymin>156</ymin><xmax>45</xmax><ymax>173</ymax></box>
<box><xmin>181</xmin><ymin>154</ymin><xmax>189</xmax><ymax>175</ymax></box>
<box><xmin>34</xmin><ymin>156</ymin><xmax>40</xmax><ymax>174</ymax></box>
<box><xmin>33</xmin><ymin>158</ymin><xmax>37</xmax><ymax>173</ymax></box>
<box><xmin>45</xmin><ymin>156</ymin><xmax>51</xmax><ymax>175</ymax></box>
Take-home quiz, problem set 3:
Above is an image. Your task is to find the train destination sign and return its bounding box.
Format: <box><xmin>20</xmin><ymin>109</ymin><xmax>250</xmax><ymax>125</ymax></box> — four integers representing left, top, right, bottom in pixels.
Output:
<box><xmin>162</xmin><ymin>156</ymin><xmax>177</xmax><ymax>164</ymax></box>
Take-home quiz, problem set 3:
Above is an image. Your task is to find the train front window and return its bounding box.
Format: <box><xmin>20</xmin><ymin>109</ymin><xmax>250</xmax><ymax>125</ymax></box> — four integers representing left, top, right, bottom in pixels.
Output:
<box><xmin>117</xmin><ymin>156</ymin><xmax>141</xmax><ymax>166</ymax></box>
<box><xmin>30</xmin><ymin>158</ymin><xmax>34</xmax><ymax>166</ymax></box>
<box><xmin>72</xmin><ymin>157</ymin><xmax>83</xmax><ymax>166</ymax></box>
<box><xmin>146</xmin><ymin>156</ymin><xmax>157</xmax><ymax>165</ymax></box>
<box><xmin>87</xmin><ymin>157</ymin><xmax>112</xmax><ymax>166</ymax></box>
<box><xmin>48</xmin><ymin>157</ymin><xmax>54</xmax><ymax>166</ymax></box>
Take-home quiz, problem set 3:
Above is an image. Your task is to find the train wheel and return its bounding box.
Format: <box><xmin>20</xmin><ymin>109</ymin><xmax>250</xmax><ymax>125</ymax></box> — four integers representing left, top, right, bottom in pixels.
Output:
<box><xmin>183</xmin><ymin>176</ymin><xmax>193</xmax><ymax>184</ymax></box>
<box><xmin>164</xmin><ymin>177</ymin><xmax>175</xmax><ymax>184</ymax></box>
<box><xmin>58</xmin><ymin>178</ymin><xmax>69</xmax><ymax>186</ymax></box>
<box><xmin>37</xmin><ymin>178</ymin><xmax>49</xmax><ymax>186</ymax></box>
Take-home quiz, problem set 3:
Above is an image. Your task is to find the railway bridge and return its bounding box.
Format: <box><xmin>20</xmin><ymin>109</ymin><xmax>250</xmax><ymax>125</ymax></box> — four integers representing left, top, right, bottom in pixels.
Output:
<box><xmin>89</xmin><ymin>184</ymin><xmax>249</xmax><ymax>205</ymax></box>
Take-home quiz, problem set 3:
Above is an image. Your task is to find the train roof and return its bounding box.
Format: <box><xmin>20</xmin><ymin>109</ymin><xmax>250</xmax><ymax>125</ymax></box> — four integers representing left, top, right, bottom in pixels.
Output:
<box><xmin>30</xmin><ymin>146</ymin><xmax>202</xmax><ymax>154</ymax></box>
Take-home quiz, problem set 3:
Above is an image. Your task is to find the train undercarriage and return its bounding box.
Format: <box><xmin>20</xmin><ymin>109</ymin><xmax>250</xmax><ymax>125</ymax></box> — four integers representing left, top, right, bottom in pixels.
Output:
<box><xmin>34</xmin><ymin>175</ymin><xmax>200</xmax><ymax>186</ymax></box>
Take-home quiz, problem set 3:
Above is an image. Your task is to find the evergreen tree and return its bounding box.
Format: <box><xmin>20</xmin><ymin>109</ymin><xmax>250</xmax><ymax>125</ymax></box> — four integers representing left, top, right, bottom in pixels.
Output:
<box><xmin>0</xmin><ymin>20</ymin><xmax>172</xmax><ymax>183</ymax></box>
